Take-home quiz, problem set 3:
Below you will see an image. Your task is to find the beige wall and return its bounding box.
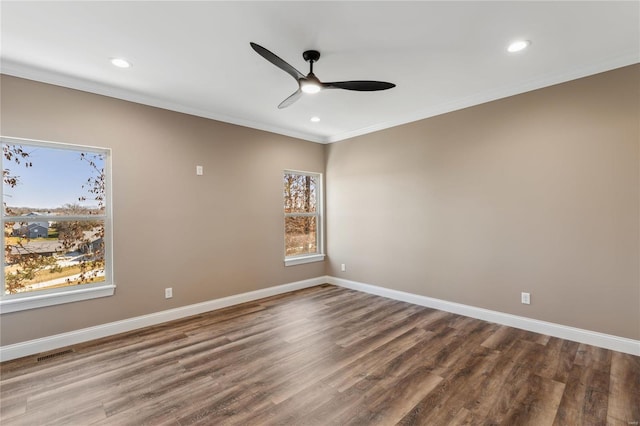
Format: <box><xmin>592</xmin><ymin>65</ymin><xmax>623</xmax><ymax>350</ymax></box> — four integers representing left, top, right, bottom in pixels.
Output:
<box><xmin>2</xmin><ymin>64</ymin><xmax>638</xmax><ymax>347</ymax></box>
<box><xmin>326</xmin><ymin>65</ymin><xmax>640</xmax><ymax>340</ymax></box>
<box><xmin>0</xmin><ymin>75</ymin><xmax>325</xmax><ymax>345</ymax></box>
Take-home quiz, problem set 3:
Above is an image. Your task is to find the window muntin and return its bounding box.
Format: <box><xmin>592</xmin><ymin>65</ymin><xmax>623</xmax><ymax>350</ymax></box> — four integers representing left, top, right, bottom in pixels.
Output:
<box><xmin>1</xmin><ymin>137</ymin><xmax>113</xmax><ymax>311</ymax></box>
<box><xmin>284</xmin><ymin>171</ymin><xmax>323</xmax><ymax>263</ymax></box>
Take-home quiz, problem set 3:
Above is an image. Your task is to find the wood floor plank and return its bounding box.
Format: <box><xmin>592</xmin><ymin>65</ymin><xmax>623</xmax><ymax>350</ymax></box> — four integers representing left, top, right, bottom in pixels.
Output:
<box><xmin>0</xmin><ymin>395</ymin><xmax>26</xmax><ymax>422</ymax></box>
<box><xmin>293</xmin><ymin>328</ymin><xmax>437</xmax><ymax>424</ymax></box>
<box><xmin>531</xmin><ymin>337</ymin><xmax>580</xmax><ymax>383</ymax></box>
<box><xmin>553</xmin><ymin>363</ymin><xmax>611</xmax><ymax>426</ymax></box>
<box><xmin>463</xmin><ymin>339</ymin><xmax>542</xmax><ymax>419</ymax></box>
<box><xmin>498</xmin><ymin>374</ymin><xmax>566</xmax><ymax>426</ymax></box>
<box><xmin>487</xmin><ymin>340</ymin><xmax>542</xmax><ymax>424</ymax></box>
<box><xmin>397</xmin><ymin>345</ymin><xmax>500</xmax><ymax>425</ymax></box>
<box><xmin>607</xmin><ymin>351</ymin><xmax>640</xmax><ymax>425</ymax></box>
<box><xmin>326</xmin><ymin>327</ymin><xmax>434</xmax><ymax>392</ymax></box>
<box><xmin>266</xmin><ymin>310</ymin><xmax>433</xmax><ymax>405</ymax></box>
<box><xmin>1</xmin><ymin>284</ymin><xmax>638</xmax><ymax>425</ymax></box>
<box><xmin>343</xmin><ymin>365</ymin><xmax>443</xmax><ymax>425</ymax></box>
<box><xmin>96</xmin><ymin>375</ymin><xmax>217</xmax><ymax>426</ymax></box>
<box><xmin>574</xmin><ymin>343</ymin><xmax>613</xmax><ymax>372</ymax></box>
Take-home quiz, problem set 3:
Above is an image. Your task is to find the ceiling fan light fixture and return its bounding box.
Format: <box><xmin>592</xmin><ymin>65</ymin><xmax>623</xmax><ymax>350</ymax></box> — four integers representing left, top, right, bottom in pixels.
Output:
<box><xmin>507</xmin><ymin>40</ymin><xmax>531</xmax><ymax>53</ymax></box>
<box><xmin>301</xmin><ymin>81</ymin><xmax>321</xmax><ymax>94</ymax></box>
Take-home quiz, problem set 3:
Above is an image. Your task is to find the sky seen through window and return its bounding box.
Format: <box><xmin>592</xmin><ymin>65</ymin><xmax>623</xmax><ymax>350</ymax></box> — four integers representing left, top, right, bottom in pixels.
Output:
<box><xmin>2</xmin><ymin>145</ymin><xmax>104</xmax><ymax>210</ymax></box>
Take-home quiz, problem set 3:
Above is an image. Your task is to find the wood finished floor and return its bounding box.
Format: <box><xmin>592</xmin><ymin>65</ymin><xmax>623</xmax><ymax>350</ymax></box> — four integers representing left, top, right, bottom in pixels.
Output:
<box><xmin>1</xmin><ymin>284</ymin><xmax>638</xmax><ymax>425</ymax></box>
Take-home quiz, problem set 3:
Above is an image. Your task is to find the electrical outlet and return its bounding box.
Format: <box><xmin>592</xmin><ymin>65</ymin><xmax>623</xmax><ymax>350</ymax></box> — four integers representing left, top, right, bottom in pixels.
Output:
<box><xmin>196</xmin><ymin>165</ymin><xmax>203</xmax><ymax>176</ymax></box>
<box><xmin>165</xmin><ymin>287</ymin><xmax>173</xmax><ymax>299</ymax></box>
<box><xmin>521</xmin><ymin>292</ymin><xmax>530</xmax><ymax>305</ymax></box>
<box><xmin>341</xmin><ymin>263</ymin><xmax>346</xmax><ymax>272</ymax></box>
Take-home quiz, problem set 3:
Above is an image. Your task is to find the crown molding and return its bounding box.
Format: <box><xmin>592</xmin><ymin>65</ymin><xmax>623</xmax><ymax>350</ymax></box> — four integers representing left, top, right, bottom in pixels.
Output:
<box><xmin>3</xmin><ymin>52</ymin><xmax>638</xmax><ymax>145</ymax></box>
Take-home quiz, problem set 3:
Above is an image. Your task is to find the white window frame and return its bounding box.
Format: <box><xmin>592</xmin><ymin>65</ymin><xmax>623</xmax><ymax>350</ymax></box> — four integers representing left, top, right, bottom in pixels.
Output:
<box><xmin>0</xmin><ymin>136</ymin><xmax>114</xmax><ymax>313</ymax></box>
<box><xmin>284</xmin><ymin>170</ymin><xmax>325</xmax><ymax>267</ymax></box>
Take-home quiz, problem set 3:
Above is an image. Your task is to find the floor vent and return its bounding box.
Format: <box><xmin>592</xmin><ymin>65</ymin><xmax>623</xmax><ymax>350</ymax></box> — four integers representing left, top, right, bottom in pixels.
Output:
<box><xmin>37</xmin><ymin>349</ymin><xmax>73</xmax><ymax>362</ymax></box>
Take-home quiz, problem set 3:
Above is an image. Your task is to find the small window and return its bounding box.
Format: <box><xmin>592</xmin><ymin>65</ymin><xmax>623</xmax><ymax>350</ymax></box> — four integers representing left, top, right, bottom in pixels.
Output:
<box><xmin>284</xmin><ymin>170</ymin><xmax>324</xmax><ymax>266</ymax></box>
<box><xmin>1</xmin><ymin>137</ymin><xmax>114</xmax><ymax>313</ymax></box>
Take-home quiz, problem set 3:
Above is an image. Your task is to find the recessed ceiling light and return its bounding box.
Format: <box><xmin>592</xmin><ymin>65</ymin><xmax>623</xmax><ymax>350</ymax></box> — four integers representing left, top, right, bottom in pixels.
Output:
<box><xmin>310</xmin><ymin>116</ymin><xmax>320</xmax><ymax>122</ymax></box>
<box><xmin>110</xmin><ymin>58</ymin><xmax>131</xmax><ymax>68</ymax></box>
<box><xmin>507</xmin><ymin>40</ymin><xmax>531</xmax><ymax>53</ymax></box>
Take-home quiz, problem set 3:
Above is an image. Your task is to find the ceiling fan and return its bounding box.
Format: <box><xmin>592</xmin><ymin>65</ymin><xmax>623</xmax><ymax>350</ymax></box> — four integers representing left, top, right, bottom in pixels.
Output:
<box><xmin>250</xmin><ymin>42</ymin><xmax>396</xmax><ymax>109</ymax></box>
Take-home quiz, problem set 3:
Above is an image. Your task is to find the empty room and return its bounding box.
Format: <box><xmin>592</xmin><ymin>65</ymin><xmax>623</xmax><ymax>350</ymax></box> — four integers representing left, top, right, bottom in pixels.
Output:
<box><xmin>0</xmin><ymin>1</ymin><xmax>638</xmax><ymax>425</ymax></box>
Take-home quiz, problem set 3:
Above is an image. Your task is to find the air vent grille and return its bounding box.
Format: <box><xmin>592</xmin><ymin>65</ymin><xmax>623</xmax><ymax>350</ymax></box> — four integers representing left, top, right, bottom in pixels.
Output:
<box><xmin>37</xmin><ymin>349</ymin><xmax>73</xmax><ymax>362</ymax></box>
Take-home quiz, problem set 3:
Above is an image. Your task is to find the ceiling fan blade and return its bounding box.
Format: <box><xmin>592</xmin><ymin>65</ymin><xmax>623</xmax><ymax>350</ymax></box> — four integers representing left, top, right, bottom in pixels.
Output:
<box><xmin>323</xmin><ymin>81</ymin><xmax>396</xmax><ymax>91</ymax></box>
<box><xmin>250</xmin><ymin>42</ymin><xmax>305</xmax><ymax>81</ymax></box>
<box><xmin>278</xmin><ymin>89</ymin><xmax>303</xmax><ymax>109</ymax></box>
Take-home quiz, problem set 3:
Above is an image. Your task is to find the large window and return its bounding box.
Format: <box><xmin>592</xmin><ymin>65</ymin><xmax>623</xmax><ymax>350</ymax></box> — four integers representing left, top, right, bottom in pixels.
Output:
<box><xmin>284</xmin><ymin>170</ymin><xmax>324</xmax><ymax>266</ymax></box>
<box><xmin>1</xmin><ymin>137</ymin><xmax>113</xmax><ymax>313</ymax></box>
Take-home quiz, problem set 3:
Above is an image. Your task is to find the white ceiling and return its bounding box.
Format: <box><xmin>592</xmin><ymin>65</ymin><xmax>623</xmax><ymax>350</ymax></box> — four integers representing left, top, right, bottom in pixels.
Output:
<box><xmin>1</xmin><ymin>1</ymin><xmax>638</xmax><ymax>143</ymax></box>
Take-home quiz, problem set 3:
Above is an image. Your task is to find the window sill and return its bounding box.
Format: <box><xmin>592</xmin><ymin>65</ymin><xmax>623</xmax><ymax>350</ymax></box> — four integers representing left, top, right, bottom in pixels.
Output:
<box><xmin>0</xmin><ymin>284</ymin><xmax>116</xmax><ymax>314</ymax></box>
<box><xmin>284</xmin><ymin>254</ymin><xmax>326</xmax><ymax>267</ymax></box>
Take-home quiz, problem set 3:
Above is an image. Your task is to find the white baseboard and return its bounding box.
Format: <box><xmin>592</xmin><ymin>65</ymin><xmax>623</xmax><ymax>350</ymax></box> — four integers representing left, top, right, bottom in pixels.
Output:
<box><xmin>0</xmin><ymin>277</ymin><xmax>324</xmax><ymax>362</ymax></box>
<box><xmin>3</xmin><ymin>275</ymin><xmax>638</xmax><ymax>362</ymax></box>
<box><xmin>327</xmin><ymin>276</ymin><xmax>640</xmax><ymax>356</ymax></box>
